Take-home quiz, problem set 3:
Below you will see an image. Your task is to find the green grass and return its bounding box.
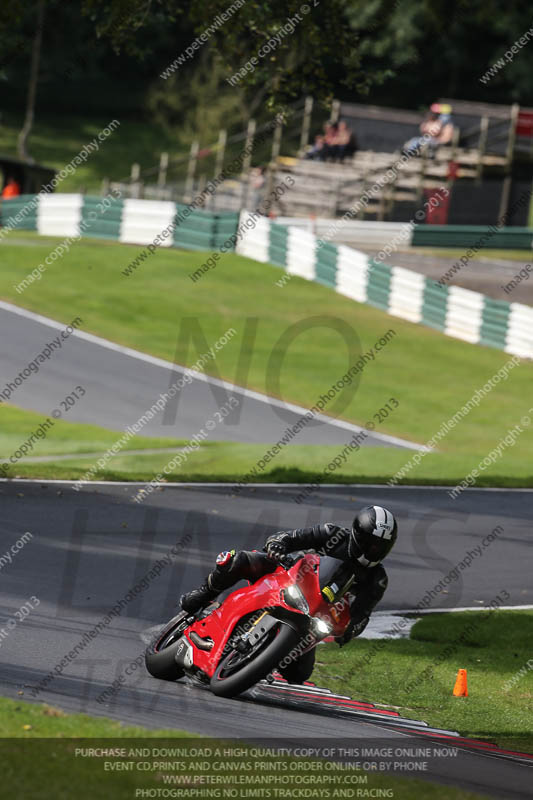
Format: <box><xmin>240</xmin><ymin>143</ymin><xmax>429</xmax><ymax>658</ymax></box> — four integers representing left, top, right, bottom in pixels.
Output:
<box><xmin>314</xmin><ymin>610</ymin><xmax>533</xmax><ymax>753</ymax></box>
<box><xmin>0</xmin><ymin>697</ymin><xmax>490</xmax><ymax>800</ymax></box>
<box><xmin>0</xmin><ymin>695</ymin><xmax>201</xmax><ymax>738</ymax></box>
<box><xmin>0</xmin><ymin>404</ymin><xmax>189</xmax><ymax>478</ymax></box>
<box><xmin>0</xmin><ymin>112</ymin><xmax>186</xmax><ymax>193</ymax></box>
<box><xmin>0</xmin><ymin>404</ymin><xmax>187</xmax><ymax>465</ymax></box>
<box><xmin>2</xmin><ymin>389</ymin><xmax>528</xmax><ymax>488</ymax></box>
<box><xmin>0</xmin><ymin>232</ymin><xmax>532</xmax><ymax>486</ymax></box>
<box><xmin>1</xmin><ymin>358</ymin><xmax>531</xmax><ymax>487</ymax></box>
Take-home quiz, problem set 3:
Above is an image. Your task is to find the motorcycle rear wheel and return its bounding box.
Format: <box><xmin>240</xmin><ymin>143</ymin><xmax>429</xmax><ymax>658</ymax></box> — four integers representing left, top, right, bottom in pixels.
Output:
<box><xmin>145</xmin><ymin>613</ymin><xmax>188</xmax><ymax>681</ymax></box>
<box><xmin>210</xmin><ymin>621</ymin><xmax>300</xmax><ymax>698</ymax></box>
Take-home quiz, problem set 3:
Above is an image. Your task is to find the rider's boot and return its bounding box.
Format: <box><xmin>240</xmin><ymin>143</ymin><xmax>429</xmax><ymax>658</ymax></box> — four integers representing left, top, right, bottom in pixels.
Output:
<box><xmin>180</xmin><ymin>580</ymin><xmax>219</xmax><ymax>614</ymax></box>
<box><xmin>180</xmin><ymin>550</ymin><xmax>238</xmax><ymax>614</ymax></box>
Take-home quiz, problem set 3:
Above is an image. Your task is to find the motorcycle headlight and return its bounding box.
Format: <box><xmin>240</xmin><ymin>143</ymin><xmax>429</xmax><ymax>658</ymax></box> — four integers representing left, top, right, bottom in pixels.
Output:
<box><xmin>312</xmin><ymin>617</ymin><xmax>332</xmax><ymax>637</ymax></box>
<box><xmin>282</xmin><ymin>584</ymin><xmax>309</xmax><ymax>614</ymax></box>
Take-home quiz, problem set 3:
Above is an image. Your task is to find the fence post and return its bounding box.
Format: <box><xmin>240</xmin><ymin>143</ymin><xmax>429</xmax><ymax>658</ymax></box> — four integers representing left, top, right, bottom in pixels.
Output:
<box><xmin>299</xmin><ymin>96</ymin><xmax>314</xmax><ymax>155</ymax></box>
<box><xmin>416</xmin><ymin>145</ymin><xmax>429</xmax><ymax>207</ymax></box>
<box><xmin>496</xmin><ymin>104</ymin><xmax>520</xmax><ymax>221</ymax></box>
<box><xmin>450</xmin><ymin>125</ymin><xmax>460</xmax><ymax>161</ymax></box>
<box><xmin>357</xmin><ymin>171</ymin><xmax>368</xmax><ymax>219</ymax></box>
<box><xmin>528</xmin><ymin>178</ymin><xmax>533</xmax><ymax>228</ymax></box>
<box><xmin>331</xmin><ymin>99</ymin><xmax>340</xmax><ymax>124</ymax></box>
<box><xmin>265</xmin><ymin>116</ymin><xmax>283</xmax><ymax>207</ymax></box>
<box><xmin>158</xmin><ymin>152</ymin><xmax>169</xmax><ymax>188</ymax></box>
<box><xmin>505</xmin><ymin>103</ymin><xmax>519</xmax><ymax>169</ymax></box>
<box><xmin>130</xmin><ymin>163</ymin><xmax>141</xmax><ymax>199</ymax></box>
<box><xmin>242</xmin><ymin>119</ymin><xmax>256</xmax><ymax>175</ymax></box>
<box><xmin>498</xmin><ymin>174</ymin><xmax>512</xmax><ymax>223</ymax></box>
<box><xmin>271</xmin><ymin>116</ymin><xmax>283</xmax><ymax>162</ymax></box>
<box><xmin>184</xmin><ymin>140</ymin><xmax>199</xmax><ymax>203</ymax></box>
<box><xmin>476</xmin><ymin>116</ymin><xmax>488</xmax><ymax>182</ymax></box>
<box><xmin>240</xmin><ymin>119</ymin><xmax>256</xmax><ymax>209</ymax></box>
<box><xmin>214</xmin><ymin>129</ymin><xmax>227</xmax><ymax>179</ymax></box>
<box><xmin>197</xmin><ymin>174</ymin><xmax>207</xmax><ymax>208</ymax></box>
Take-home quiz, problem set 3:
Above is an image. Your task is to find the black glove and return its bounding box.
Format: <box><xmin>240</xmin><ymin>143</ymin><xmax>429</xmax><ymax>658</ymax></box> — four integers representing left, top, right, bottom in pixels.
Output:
<box><xmin>335</xmin><ymin>620</ymin><xmax>355</xmax><ymax>648</ymax></box>
<box><xmin>335</xmin><ymin>615</ymin><xmax>369</xmax><ymax>647</ymax></box>
<box><xmin>265</xmin><ymin>539</ymin><xmax>287</xmax><ymax>560</ymax></box>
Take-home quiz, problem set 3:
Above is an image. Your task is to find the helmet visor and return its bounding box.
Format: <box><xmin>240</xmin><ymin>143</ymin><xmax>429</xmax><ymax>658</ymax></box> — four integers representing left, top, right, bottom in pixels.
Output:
<box><xmin>353</xmin><ymin>532</ymin><xmax>394</xmax><ymax>564</ymax></box>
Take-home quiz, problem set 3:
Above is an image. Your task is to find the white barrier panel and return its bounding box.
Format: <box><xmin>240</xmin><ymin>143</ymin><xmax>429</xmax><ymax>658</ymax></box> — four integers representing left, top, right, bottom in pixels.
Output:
<box><xmin>445</xmin><ymin>286</ymin><xmax>485</xmax><ymax>344</ymax></box>
<box><xmin>389</xmin><ymin>265</ymin><xmax>425</xmax><ymax>323</ymax></box>
<box><xmin>37</xmin><ymin>194</ymin><xmax>83</xmax><ymax>237</ymax></box>
<box><xmin>235</xmin><ymin>211</ymin><xmax>270</xmax><ymax>262</ymax></box>
<box><xmin>120</xmin><ymin>199</ymin><xmax>175</xmax><ymax>246</ymax></box>
<box><xmin>275</xmin><ymin>217</ymin><xmax>315</xmax><ymax>231</ymax></box>
<box><xmin>506</xmin><ymin>303</ymin><xmax>533</xmax><ymax>358</ymax></box>
<box><xmin>336</xmin><ymin>245</ymin><xmax>369</xmax><ymax>303</ymax></box>
<box><xmin>23</xmin><ymin>196</ymin><xmax>533</xmax><ymax>358</ymax></box>
<box><xmin>276</xmin><ymin>217</ymin><xmax>410</xmax><ymax>249</ymax></box>
<box><xmin>286</xmin><ymin>227</ymin><xmax>315</xmax><ymax>280</ymax></box>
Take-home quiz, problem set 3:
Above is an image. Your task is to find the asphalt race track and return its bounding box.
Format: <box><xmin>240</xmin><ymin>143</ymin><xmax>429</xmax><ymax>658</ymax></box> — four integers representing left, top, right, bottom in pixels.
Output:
<box><xmin>1</xmin><ymin>480</ymin><xmax>532</xmax><ymax>798</ymax></box>
<box><xmin>0</xmin><ymin>302</ymin><xmax>418</xmax><ymax>449</ymax></box>
<box><xmin>362</xmin><ymin>247</ymin><xmax>533</xmax><ymax>306</ymax></box>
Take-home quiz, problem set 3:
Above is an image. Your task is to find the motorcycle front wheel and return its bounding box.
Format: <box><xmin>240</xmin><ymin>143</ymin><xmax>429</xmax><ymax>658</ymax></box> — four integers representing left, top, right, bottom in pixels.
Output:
<box><xmin>210</xmin><ymin>621</ymin><xmax>300</xmax><ymax>698</ymax></box>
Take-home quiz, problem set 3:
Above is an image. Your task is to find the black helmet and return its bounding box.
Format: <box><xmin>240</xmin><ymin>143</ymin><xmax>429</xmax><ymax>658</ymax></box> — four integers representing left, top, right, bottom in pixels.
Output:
<box><xmin>349</xmin><ymin>505</ymin><xmax>397</xmax><ymax>566</ymax></box>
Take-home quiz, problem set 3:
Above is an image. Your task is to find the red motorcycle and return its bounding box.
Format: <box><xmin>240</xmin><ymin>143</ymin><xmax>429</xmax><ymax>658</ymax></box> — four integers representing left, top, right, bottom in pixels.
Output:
<box><xmin>145</xmin><ymin>553</ymin><xmax>353</xmax><ymax>698</ymax></box>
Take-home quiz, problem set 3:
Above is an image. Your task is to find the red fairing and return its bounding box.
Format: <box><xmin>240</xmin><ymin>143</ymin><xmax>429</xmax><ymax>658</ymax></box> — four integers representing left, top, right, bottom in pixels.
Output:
<box><xmin>185</xmin><ymin>554</ymin><xmax>351</xmax><ymax>678</ymax></box>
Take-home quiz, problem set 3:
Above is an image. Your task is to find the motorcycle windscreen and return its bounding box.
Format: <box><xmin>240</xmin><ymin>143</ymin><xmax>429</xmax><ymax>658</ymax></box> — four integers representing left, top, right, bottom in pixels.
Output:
<box><xmin>318</xmin><ymin>556</ymin><xmax>355</xmax><ymax>603</ymax></box>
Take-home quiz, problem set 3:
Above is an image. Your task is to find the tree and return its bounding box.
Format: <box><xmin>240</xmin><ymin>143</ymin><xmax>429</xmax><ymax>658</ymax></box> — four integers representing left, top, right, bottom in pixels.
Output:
<box><xmin>78</xmin><ymin>0</ymin><xmax>372</xmax><ymax>109</ymax></box>
<box><xmin>17</xmin><ymin>0</ymin><xmax>45</xmax><ymax>162</ymax></box>
<box><xmin>75</xmin><ymin>0</ymin><xmax>533</xmax><ymax>108</ymax></box>
<box><xmin>343</xmin><ymin>0</ymin><xmax>533</xmax><ymax>107</ymax></box>
<box><xmin>2</xmin><ymin>0</ymin><xmax>533</xmax><ymax>144</ymax></box>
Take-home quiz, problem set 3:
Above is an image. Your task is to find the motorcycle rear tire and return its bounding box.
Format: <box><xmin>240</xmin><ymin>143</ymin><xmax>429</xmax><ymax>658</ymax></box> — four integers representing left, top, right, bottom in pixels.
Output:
<box><xmin>145</xmin><ymin>613</ymin><xmax>187</xmax><ymax>681</ymax></box>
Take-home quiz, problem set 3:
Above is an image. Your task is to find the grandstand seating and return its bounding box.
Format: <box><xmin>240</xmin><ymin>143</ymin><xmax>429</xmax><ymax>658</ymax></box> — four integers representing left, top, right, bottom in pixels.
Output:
<box><xmin>164</xmin><ymin>143</ymin><xmax>510</xmax><ymax>221</ymax></box>
<box><xmin>268</xmin><ymin>145</ymin><xmax>508</xmax><ymax>220</ymax></box>
<box><xmin>106</xmin><ymin>97</ymin><xmax>518</xmax><ymax>223</ymax></box>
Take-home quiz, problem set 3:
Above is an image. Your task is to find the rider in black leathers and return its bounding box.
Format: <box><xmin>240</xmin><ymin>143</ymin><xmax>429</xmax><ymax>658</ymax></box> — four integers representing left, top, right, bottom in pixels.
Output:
<box><xmin>181</xmin><ymin>505</ymin><xmax>398</xmax><ymax>683</ymax></box>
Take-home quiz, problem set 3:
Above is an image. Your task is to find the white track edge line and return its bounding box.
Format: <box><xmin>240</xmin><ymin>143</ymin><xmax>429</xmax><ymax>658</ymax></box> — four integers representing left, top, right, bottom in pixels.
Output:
<box><xmin>0</xmin><ymin>478</ymin><xmax>531</xmax><ymax>491</ymax></box>
<box><xmin>0</xmin><ymin>299</ymin><xmax>426</xmax><ymax>451</ymax></box>
<box><xmin>383</xmin><ymin>605</ymin><xmax>533</xmax><ymax>614</ymax></box>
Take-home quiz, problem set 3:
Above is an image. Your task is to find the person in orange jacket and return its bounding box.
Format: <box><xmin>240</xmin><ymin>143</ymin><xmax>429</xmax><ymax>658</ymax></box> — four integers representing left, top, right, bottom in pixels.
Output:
<box><xmin>1</xmin><ymin>177</ymin><xmax>21</xmax><ymax>198</ymax></box>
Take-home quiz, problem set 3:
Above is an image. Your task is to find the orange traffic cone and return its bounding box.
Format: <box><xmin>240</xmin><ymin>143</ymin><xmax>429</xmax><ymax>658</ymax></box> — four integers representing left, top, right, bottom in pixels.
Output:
<box><xmin>453</xmin><ymin>669</ymin><xmax>468</xmax><ymax>697</ymax></box>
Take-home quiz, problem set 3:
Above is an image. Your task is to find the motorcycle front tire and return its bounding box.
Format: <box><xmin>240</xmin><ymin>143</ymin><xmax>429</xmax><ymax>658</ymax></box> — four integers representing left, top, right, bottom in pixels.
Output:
<box><xmin>210</xmin><ymin>621</ymin><xmax>300</xmax><ymax>698</ymax></box>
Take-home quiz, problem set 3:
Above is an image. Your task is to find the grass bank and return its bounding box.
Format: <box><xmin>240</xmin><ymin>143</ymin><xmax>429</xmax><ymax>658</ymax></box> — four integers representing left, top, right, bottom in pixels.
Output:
<box><xmin>0</xmin><ymin>113</ymin><xmax>183</xmax><ymax>193</ymax></box>
<box><xmin>2</xmin><ymin>405</ymin><xmax>532</xmax><ymax>487</ymax></box>
<box><xmin>1</xmin><ymin>233</ymin><xmax>532</xmax><ymax>486</ymax></box>
<box><xmin>314</xmin><ymin>609</ymin><xmax>533</xmax><ymax>753</ymax></box>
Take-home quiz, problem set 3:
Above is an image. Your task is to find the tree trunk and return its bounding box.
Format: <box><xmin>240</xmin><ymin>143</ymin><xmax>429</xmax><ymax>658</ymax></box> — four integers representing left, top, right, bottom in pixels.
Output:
<box><xmin>17</xmin><ymin>0</ymin><xmax>45</xmax><ymax>163</ymax></box>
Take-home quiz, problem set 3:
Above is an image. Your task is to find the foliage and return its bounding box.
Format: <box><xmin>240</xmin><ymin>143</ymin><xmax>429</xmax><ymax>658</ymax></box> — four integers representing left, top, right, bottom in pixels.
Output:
<box><xmin>3</xmin><ymin>0</ymin><xmax>533</xmax><ymax>122</ymax></box>
<box><xmin>147</xmin><ymin>49</ymin><xmax>250</xmax><ymax>140</ymax></box>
